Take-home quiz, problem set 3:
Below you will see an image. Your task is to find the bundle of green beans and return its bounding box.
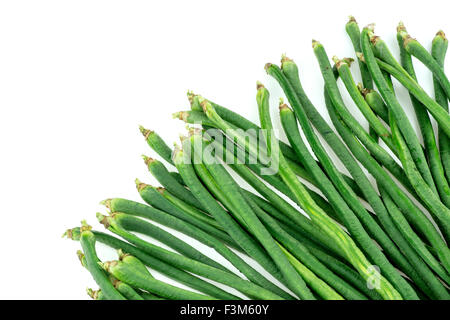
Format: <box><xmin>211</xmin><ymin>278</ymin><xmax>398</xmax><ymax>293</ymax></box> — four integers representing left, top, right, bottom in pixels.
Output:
<box><xmin>64</xmin><ymin>17</ymin><xmax>450</xmax><ymax>300</ymax></box>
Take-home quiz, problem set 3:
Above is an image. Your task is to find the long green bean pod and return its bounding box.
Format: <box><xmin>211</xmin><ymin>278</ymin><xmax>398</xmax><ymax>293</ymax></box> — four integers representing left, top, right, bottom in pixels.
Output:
<box><xmin>143</xmin><ymin>156</ymin><xmax>205</xmax><ymax>211</ymax></box>
<box><xmin>431</xmin><ymin>31</ymin><xmax>450</xmax><ymax>181</ymax></box>
<box><xmin>254</xmin><ymin>78</ymin><xmax>401</xmax><ymax>299</ymax></box>
<box><xmin>105</xmin><ymin>197</ymin><xmax>293</xmax><ymax>299</ymax></box>
<box><xmin>111</xmin><ymin>279</ymin><xmax>144</xmax><ymax>300</ymax></box>
<box><xmin>278</xmin><ymin>244</ymin><xmax>343</xmax><ymax>300</ymax></box>
<box><xmin>346</xmin><ymin>16</ymin><xmax>373</xmax><ymax>89</ymax></box>
<box><xmin>360</xmin><ymin>87</ymin><xmax>389</xmax><ymax>123</ymax></box>
<box><xmin>139</xmin><ymin>126</ymin><xmax>174</xmax><ymax>166</ymax></box>
<box><xmin>97</xmin><ymin>214</ymin><xmax>283</xmax><ymax>300</ymax></box>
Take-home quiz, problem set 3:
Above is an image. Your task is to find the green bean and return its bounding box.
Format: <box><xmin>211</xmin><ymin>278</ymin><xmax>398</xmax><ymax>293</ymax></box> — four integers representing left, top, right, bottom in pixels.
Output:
<box><xmin>431</xmin><ymin>31</ymin><xmax>450</xmax><ymax>182</ymax></box>
<box><xmin>100</xmin><ymin>259</ymin><xmax>215</xmax><ymax>300</ymax></box>
<box><xmin>361</xmin><ymin>29</ymin><xmax>450</xmax><ymax>138</ymax></box>
<box><xmin>143</xmin><ymin>156</ymin><xmax>205</xmax><ymax>211</ymax></box>
<box><xmin>346</xmin><ymin>16</ymin><xmax>373</xmax><ymax>89</ymax></box>
<box><xmin>98</xmin><ymin>214</ymin><xmax>283</xmax><ymax>300</ymax></box>
<box><xmin>109</xmin><ymin>212</ymin><xmax>228</xmax><ymax>272</ymax></box>
<box><xmin>324</xmin><ymin>90</ymin><xmax>450</xmax><ymax>284</ymax></box>
<box><xmin>326</xmin><ymin>88</ymin><xmax>450</xmax><ymax>297</ymax></box>
<box><xmin>190</xmin><ymin>133</ymin><xmax>314</xmax><ymax>300</ymax></box>
<box><xmin>139</xmin><ymin>126</ymin><xmax>174</xmax><ymax>166</ymax></box>
<box><xmin>255</xmin><ymin>78</ymin><xmax>401</xmax><ymax>300</ymax></box>
<box><xmin>139</xmin><ymin>290</ymin><xmax>165</xmax><ymax>300</ymax></box>
<box><xmin>105</xmin><ymin>197</ymin><xmax>293</xmax><ymax>299</ymax></box>
<box><xmin>389</xmin><ymin>112</ymin><xmax>450</xmax><ymax>246</ymax></box>
<box><xmin>279</xmin><ymin>245</ymin><xmax>343</xmax><ymax>300</ymax></box>
<box><xmin>132</xmin><ymin>184</ymin><xmax>237</xmax><ymax>248</ymax></box>
<box><xmin>73</xmin><ymin>224</ymin><xmax>126</xmax><ymax>300</ymax></box>
<box><xmin>334</xmin><ymin>57</ymin><xmax>394</xmax><ymax>149</ymax></box>
<box><xmin>402</xmin><ymin>29</ymin><xmax>450</xmax><ymax>102</ymax></box>
<box><xmin>111</xmin><ymin>279</ymin><xmax>144</xmax><ymax>300</ymax></box>
<box><xmin>117</xmin><ymin>249</ymin><xmax>154</xmax><ymax>278</ymax></box>
<box><xmin>359</xmin><ymin>87</ymin><xmax>389</xmax><ymax>123</ymax></box>
<box><xmin>90</xmin><ymin>230</ymin><xmax>238</xmax><ymax>300</ymax></box>
<box><xmin>158</xmin><ymin>187</ymin><xmax>222</xmax><ymax>230</ymax></box>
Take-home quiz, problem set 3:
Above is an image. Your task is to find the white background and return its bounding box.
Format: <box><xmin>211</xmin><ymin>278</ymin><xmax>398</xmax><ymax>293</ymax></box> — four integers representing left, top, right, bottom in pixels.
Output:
<box><xmin>0</xmin><ymin>0</ymin><xmax>448</xmax><ymax>299</ymax></box>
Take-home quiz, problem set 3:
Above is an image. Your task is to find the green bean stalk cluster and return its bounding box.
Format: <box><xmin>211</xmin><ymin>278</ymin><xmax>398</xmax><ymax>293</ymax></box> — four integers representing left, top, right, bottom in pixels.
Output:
<box><xmin>64</xmin><ymin>17</ymin><xmax>450</xmax><ymax>300</ymax></box>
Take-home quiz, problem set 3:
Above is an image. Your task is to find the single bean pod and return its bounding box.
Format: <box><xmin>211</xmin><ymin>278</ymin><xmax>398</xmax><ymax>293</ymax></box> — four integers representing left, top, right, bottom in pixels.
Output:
<box><xmin>139</xmin><ymin>126</ymin><xmax>174</xmax><ymax>166</ymax></box>
<box><xmin>431</xmin><ymin>31</ymin><xmax>450</xmax><ymax>182</ymax></box>
<box><xmin>345</xmin><ymin>16</ymin><xmax>373</xmax><ymax>89</ymax></box>
<box><xmin>143</xmin><ymin>156</ymin><xmax>205</xmax><ymax>211</ymax></box>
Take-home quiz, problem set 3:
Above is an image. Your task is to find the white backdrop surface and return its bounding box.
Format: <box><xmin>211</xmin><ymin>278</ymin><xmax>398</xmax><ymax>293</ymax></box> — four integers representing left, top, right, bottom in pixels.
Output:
<box><xmin>0</xmin><ymin>0</ymin><xmax>448</xmax><ymax>299</ymax></box>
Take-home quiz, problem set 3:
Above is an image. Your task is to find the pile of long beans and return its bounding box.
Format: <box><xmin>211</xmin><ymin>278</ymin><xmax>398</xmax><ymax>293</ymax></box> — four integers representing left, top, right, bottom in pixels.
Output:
<box><xmin>64</xmin><ymin>17</ymin><xmax>450</xmax><ymax>300</ymax></box>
